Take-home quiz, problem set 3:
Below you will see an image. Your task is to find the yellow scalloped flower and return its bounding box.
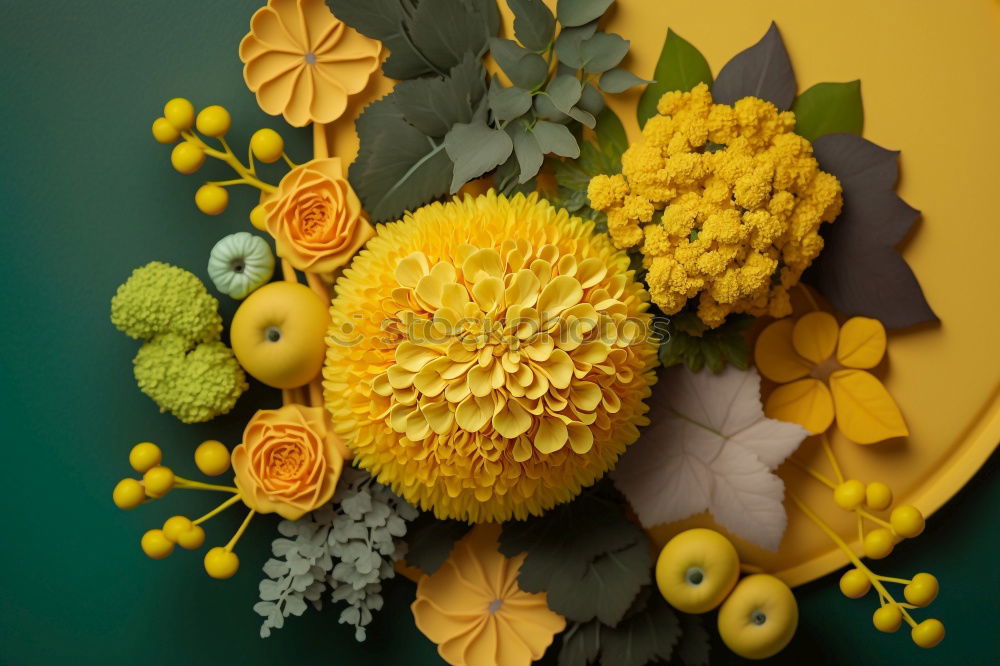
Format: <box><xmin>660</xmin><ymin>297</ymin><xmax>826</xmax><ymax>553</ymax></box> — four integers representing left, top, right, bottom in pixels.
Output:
<box><xmin>755</xmin><ymin>312</ymin><xmax>908</xmax><ymax>444</ymax></box>
<box><xmin>412</xmin><ymin>524</ymin><xmax>565</xmax><ymax>666</ymax></box>
<box><xmin>239</xmin><ymin>0</ymin><xmax>381</xmax><ymax>127</ymax></box>
<box><xmin>588</xmin><ymin>83</ymin><xmax>843</xmax><ymax>328</ymax></box>
<box><xmin>324</xmin><ymin>192</ymin><xmax>658</xmax><ymax>522</ymax></box>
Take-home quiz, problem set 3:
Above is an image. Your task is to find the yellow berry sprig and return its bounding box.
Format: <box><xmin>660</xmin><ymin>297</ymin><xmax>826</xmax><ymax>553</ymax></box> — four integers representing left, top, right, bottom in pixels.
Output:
<box><xmin>151</xmin><ymin>97</ymin><xmax>292</xmax><ymax>224</ymax></box>
<box><xmin>788</xmin><ymin>434</ymin><xmax>943</xmax><ymax>649</ymax></box>
<box><xmin>112</xmin><ymin>439</ymin><xmax>256</xmax><ymax>580</ymax></box>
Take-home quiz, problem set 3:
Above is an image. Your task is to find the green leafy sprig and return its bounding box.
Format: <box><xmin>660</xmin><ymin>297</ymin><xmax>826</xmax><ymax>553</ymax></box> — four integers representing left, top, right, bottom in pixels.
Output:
<box><xmin>334</xmin><ymin>0</ymin><xmax>646</xmax><ymax>222</ymax></box>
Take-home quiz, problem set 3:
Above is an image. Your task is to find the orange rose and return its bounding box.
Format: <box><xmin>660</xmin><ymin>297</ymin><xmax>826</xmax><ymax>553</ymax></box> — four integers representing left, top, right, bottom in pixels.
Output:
<box><xmin>232</xmin><ymin>404</ymin><xmax>344</xmax><ymax>520</ymax></box>
<box><xmin>263</xmin><ymin>157</ymin><xmax>374</xmax><ymax>274</ymax></box>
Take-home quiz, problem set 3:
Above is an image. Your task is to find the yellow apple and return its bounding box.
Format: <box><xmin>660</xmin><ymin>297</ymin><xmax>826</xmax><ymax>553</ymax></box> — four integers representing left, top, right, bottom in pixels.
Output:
<box><xmin>718</xmin><ymin>574</ymin><xmax>798</xmax><ymax>660</ymax></box>
<box><xmin>655</xmin><ymin>528</ymin><xmax>740</xmax><ymax>614</ymax></box>
<box><xmin>230</xmin><ymin>281</ymin><xmax>329</xmax><ymax>389</ymax></box>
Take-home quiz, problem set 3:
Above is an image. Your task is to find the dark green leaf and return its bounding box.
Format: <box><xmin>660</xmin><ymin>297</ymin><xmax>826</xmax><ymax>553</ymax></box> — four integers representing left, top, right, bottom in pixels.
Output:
<box><xmin>490</xmin><ymin>37</ymin><xmax>548</xmax><ymax>88</ymax></box>
<box><xmin>549</xmin><ymin>537</ymin><xmax>652</xmax><ymax>625</ymax></box>
<box><xmin>598</xmin><ymin>67</ymin><xmax>648</xmax><ymax>93</ymax></box>
<box><xmin>394</xmin><ymin>53</ymin><xmax>487</xmax><ymax>137</ymax></box>
<box><xmin>444</xmin><ymin>118</ymin><xmax>514</xmax><ymax>192</ymax></box>
<box><xmin>577</xmin><ymin>83</ymin><xmax>606</xmax><ymax>116</ymax></box>
<box><xmin>547</xmin><ymin>74</ymin><xmax>583</xmax><ymax>113</ymax></box>
<box><xmin>598</xmin><ymin>592</ymin><xmax>681</xmax><ymax>666</ymax></box>
<box><xmin>534</xmin><ymin>93</ymin><xmax>571</xmax><ymax>123</ymax></box>
<box><xmin>594</xmin><ymin>106</ymin><xmax>627</xmax><ymax>158</ymax></box>
<box><xmin>488</xmin><ymin>77</ymin><xmax>533</xmax><ymax>122</ymax></box>
<box><xmin>658</xmin><ymin>312</ymin><xmax>752</xmax><ymax>373</ymax></box>
<box><xmin>792</xmin><ymin>80</ymin><xmax>864</xmax><ymax>142</ymax></box>
<box><xmin>554</xmin><ymin>21</ymin><xmax>598</xmax><ymax>68</ymax></box>
<box><xmin>803</xmin><ymin>133</ymin><xmax>937</xmax><ymax>329</ymax></box>
<box><xmin>498</xmin><ymin>483</ymin><xmax>651</xmax><ymax>625</ymax></box>
<box><xmin>509</xmin><ymin>0</ymin><xmax>556</xmax><ymax>51</ymax></box>
<box><xmin>581</xmin><ymin>32</ymin><xmax>629</xmax><ymax>73</ymax></box>
<box><xmin>533</xmin><ymin>120</ymin><xmax>580</xmax><ymax>157</ymax></box>
<box><xmin>556</xmin><ymin>0</ymin><xmax>615</xmax><ymax>27</ymax></box>
<box><xmin>328</xmin><ymin>0</ymin><xmax>430</xmax><ymax>79</ymax></box>
<box><xmin>636</xmin><ymin>29</ymin><xmax>713</xmax><ymax>127</ymax></box>
<box><xmin>712</xmin><ymin>22</ymin><xmax>797</xmax><ymax>110</ymax></box>
<box><xmin>350</xmin><ymin>94</ymin><xmax>454</xmax><ymax>222</ymax></box>
<box><xmin>402</xmin><ymin>512</ymin><xmax>472</xmax><ymax>575</ymax></box>
<box><xmin>410</xmin><ymin>0</ymin><xmax>498</xmax><ymax>73</ymax></box>
<box><xmin>493</xmin><ymin>154</ymin><xmax>536</xmax><ymax>196</ymax></box>
<box><xmin>558</xmin><ymin>621</ymin><xmax>601</xmax><ymax>666</ymax></box>
<box><xmin>676</xmin><ymin>613</ymin><xmax>711</xmax><ymax>666</ymax></box>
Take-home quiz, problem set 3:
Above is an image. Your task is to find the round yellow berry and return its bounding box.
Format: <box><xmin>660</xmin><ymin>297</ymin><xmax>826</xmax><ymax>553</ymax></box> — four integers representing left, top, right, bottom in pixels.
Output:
<box><xmin>112</xmin><ymin>478</ymin><xmax>145</xmax><ymax>510</ymax></box>
<box><xmin>129</xmin><ymin>442</ymin><xmax>162</xmax><ymax>473</ymax></box>
<box><xmin>249</xmin><ymin>204</ymin><xmax>268</xmax><ymax>231</ymax></box>
<box><xmin>152</xmin><ymin>117</ymin><xmax>180</xmax><ymax>144</ymax></box>
<box><xmin>141</xmin><ymin>529</ymin><xmax>175</xmax><ymax>560</ymax></box>
<box><xmin>204</xmin><ymin>547</ymin><xmax>240</xmax><ymax>579</ymax></box>
<box><xmin>195</xmin><ymin>184</ymin><xmax>229</xmax><ymax>215</ymax></box>
<box><xmin>864</xmin><ymin>528</ymin><xmax>895</xmax><ymax>560</ymax></box>
<box><xmin>873</xmin><ymin>605</ymin><xmax>902</xmax><ymax>633</ymax></box>
<box><xmin>162</xmin><ymin>515</ymin><xmax>193</xmax><ymax>542</ymax></box>
<box><xmin>833</xmin><ymin>479</ymin><xmax>866</xmax><ymax>511</ymax></box>
<box><xmin>911</xmin><ymin>619</ymin><xmax>945</xmax><ymax>648</ymax></box>
<box><xmin>163</xmin><ymin>98</ymin><xmax>195</xmax><ymax>131</ymax></box>
<box><xmin>890</xmin><ymin>505</ymin><xmax>925</xmax><ymax>538</ymax></box>
<box><xmin>838</xmin><ymin>568</ymin><xmax>871</xmax><ymax>599</ymax></box>
<box><xmin>865</xmin><ymin>482</ymin><xmax>893</xmax><ymax>511</ymax></box>
<box><xmin>250</xmin><ymin>128</ymin><xmax>284</xmax><ymax>163</ymax></box>
<box><xmin>171</xmin><ymin>141</ymin><xmax>205</xmax><ymax>174</ymax></box>
<box><xmin>904</xmin><ymin>573</ymin><xmax>939</xmax><ymax>607</ymax></box>
<box><xmin>143</xmin><ymin>465</ymin><xmax>175</xmax><ymax>498</ymax></box>
<box><xmin>177</xmin><ymin>525</ymin><xmax>206</xmax><ymax>550</ymax></box>
<box><xmin>194</xmin><ymin>439</ymin><xmax>231</xmax><ymax>476</ymax></box>
<box><xmin>655</xmin><ymin>528</ymin><xmax>740</xmax><ymax>614</ymax></box>
<box><xmin>196</xmin><ymin>105</ymin><xmax>231</xmax><ymax>137</ymax></box>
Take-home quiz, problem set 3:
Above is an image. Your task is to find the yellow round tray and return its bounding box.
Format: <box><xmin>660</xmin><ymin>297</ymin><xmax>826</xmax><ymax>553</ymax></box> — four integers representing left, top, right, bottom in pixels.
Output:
<box><xmin>325</xmin><ymin>0</ymin><xmax>1000</xmax><ymax>587</ymax></box>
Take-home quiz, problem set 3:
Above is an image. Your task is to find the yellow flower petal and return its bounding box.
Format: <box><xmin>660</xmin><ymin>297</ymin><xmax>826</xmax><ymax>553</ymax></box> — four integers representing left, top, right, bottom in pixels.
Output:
<box><xmin>455</xmin><ymin>395</ymin><xmax>494</xmax><ymax>431</ymax></box>
<box><xmin>394</xmin><ymin>251</ymin><xmax>429</xmax><ymax>287</ymax></box>
<box><xmin>791</xmin><ymin>311</ymin><xmax>839</xmax><ymax>365</ymax></box>
<box><xmin>754</xmin><ymin>318</ymin><xmax>812</xmax><ymax>383</ymax></box>
<box><xmin>504</xmin><ymin>269</ymin><xmax>541</xmax><ymax>309</ymax></box>
<box><xmin>396</xmin><ymin>342</ymin><xmax>440</xmax><ymax>372</ymax></box>
<box><xmin>534</xmin><ymin>417</ymin><xmax>568</xmax><ymax>453</ymax></box>
<box><xmin>567</xmin><ymin>424</ymin><xmax>594</xmax><ymax>454</ymax></box>
<box><xmin>472</xmin><ymin>277</ymin><xmax>504</xmax><ymax>313</ymax></box>
<box><xmin>493</xmin><ymin>399</ymin><xmax>532</xmax><ymax>439</ymax></box>
<box><xmin>538</xmin><ymin>275</ymin><xmax>583</xmax><ymax>321</ymax></box>
<box><xmin>764</xmin><ymin>378</ymin><xmax>834</xmax><ymax>434</ymax></box>
<box><xmin>829</xmin><ymin>369</ymin><xmax>908</xmax><ymax>444</ymax></box>
<box><xmin>463</xmin><ymin>248</ymin><xmax>504</xmax><ymax>282</ymax></box>
<box><xmin>836</xmin><ymin>317</ymin><xmax>886</xmax><ymax>369</ymax></box>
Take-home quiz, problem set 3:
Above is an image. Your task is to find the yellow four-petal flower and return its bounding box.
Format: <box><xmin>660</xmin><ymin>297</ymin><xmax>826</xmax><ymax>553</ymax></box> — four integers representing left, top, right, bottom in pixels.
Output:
<box><xmin>755</xmin><ymin>312</ymin><xmax>907</xmax><ymax>444</ymax></box>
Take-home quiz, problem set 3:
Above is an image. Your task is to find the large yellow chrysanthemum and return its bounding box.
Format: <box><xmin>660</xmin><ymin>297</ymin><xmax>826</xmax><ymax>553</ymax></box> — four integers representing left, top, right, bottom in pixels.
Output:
<box><xmin>324</xmin><ymin>192</ymin><xmax>658</xmax><ymax>522</ymax></box>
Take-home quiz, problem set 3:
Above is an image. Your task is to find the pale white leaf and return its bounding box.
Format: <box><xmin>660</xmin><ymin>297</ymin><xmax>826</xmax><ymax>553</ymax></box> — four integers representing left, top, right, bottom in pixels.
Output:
<box><xmin>708</xmin><ymin>444</ymin><xmax>788</xmax><ymax>551</ymax></box>
<box><xmin>613</xmin><ymin>366</ymin><xmax>807</xmax><ymax>550</ymax></box>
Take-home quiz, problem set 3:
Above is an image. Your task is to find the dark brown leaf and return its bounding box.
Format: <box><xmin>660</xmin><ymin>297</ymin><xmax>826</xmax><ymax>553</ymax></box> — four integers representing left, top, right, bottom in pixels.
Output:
<box><xmin>712</xmin><ymin>22</ymin><xmax>796</xmax><ymax>110</ymax></box>
<box><xmin>804</xmin><ymin>133</ymin><xmax>937</xmax><ymax>329</ymax></box>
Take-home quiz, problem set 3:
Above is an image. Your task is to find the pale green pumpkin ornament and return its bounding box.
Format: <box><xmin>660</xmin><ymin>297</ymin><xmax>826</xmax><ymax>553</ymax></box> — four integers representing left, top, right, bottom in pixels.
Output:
<box><xmin>207</xmin><ymin>232</ymin><xmax>274</xmax><ymax>299</ymax></box>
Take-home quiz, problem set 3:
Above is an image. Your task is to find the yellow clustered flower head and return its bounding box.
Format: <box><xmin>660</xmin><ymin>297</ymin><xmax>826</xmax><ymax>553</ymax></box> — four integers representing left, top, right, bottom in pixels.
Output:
<box><xmin>587</xmin><ymin>83</ymin><xmax>843</xmax><ymax>327</ymax></box>
<box><xmin>324</xmin><ymin>192</ymin><xmax>659</xmax><ymax>522</ymax></box>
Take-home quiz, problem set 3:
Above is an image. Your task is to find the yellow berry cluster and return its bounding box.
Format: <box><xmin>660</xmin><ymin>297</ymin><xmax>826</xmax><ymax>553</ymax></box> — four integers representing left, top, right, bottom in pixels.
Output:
<box><xmin>789</xmin><ymin>441</ymin><xmax>944</xmax><ymax>649</ymax></box>
<box><xmin>825</xmin><ymin>478</ymin><xmax>943</xmax><ymax>648</ymax></box>
<box><xmin>112</xmin><ymin>439</ymin><xmax>252</xmax><ymax>580</ymax></box>
<box><xmin>587</xmin><ymin>83</ymin><xmax>843</xmax><ymax>328</ymax></box>
<box><xmin>151</xmin><ymin>97</ymin><xmax>288</xmax><ymax>225</ymax></box>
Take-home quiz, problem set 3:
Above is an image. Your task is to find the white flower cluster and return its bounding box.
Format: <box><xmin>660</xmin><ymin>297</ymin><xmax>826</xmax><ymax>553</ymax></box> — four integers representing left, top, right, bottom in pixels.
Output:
<box><xmin>254</xmin><ymin>467</ymin><xmax>418</xmax><ymax>640</ymax></box>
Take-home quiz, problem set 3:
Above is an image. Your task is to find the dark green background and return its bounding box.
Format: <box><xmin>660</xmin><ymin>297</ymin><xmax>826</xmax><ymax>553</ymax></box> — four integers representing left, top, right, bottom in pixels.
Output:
<box><xmin>1</xmin><ymin>1</ymin><xmax>996</xmax><ymax>664</ymax></box>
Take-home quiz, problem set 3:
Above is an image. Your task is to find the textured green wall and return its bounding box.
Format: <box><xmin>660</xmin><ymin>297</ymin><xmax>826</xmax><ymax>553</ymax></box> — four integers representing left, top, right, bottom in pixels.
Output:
<box><xmin>0</xmin><ymin>1</ymin><xmax>996</xmax><ymax>664</ymax></box>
